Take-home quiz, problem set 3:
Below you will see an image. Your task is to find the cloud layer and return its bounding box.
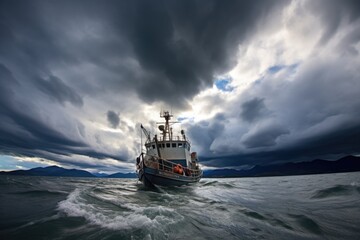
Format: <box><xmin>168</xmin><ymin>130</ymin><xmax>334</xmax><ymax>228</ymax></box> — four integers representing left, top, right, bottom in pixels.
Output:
<box><xmin>0</xmin><ymin>0</ymin><xmax>359</xmax><ymax>171</ymax></box>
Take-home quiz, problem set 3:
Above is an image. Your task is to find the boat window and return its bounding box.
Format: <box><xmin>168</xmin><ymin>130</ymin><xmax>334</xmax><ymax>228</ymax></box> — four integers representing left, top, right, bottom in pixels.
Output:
<box><xmin>172</xmin><ymin>143</ymin><xmax>176</xmax><ymax>148</ymax></box>
<box><xmin>158</xmin><ymin>144</ymin><xmax>161</xmax><ymax>148</ymax></box>
<box><xmin>178</xmin><ymin>143</ymin><xmax>183</xmax><ymax>148</ymax></box>
<box><xmin>162</xmin><ymin>143</ymin><xmax>165</xmax><ymax>148</ymax></box>
<box><xmin>152</xmin><ymin>145</ymin><xmax>155</xmax><ymax>149</ymax></box>
<box><xmin>166</xmin><ymin>143</ymin><xmax>170</xmax><ymax>148</ymax></box>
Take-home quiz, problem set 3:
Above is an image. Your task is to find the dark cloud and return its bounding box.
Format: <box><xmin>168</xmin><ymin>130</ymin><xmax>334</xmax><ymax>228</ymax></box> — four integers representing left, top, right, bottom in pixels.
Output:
<box><xmin>35</xmin><ymin>75</ymin><xmax>83</xmax><ymax>107</ymax></box>
<box><xmin>0</xmin><ymin>0</ymin><xmax>359</xmax><ymax>171</ymax></box>
<box><xmin>0</xmin><ymin>1</ymin><xmax>78</xmax><ymax>75</ymax></box>
<box><xmin>253</xmin><ymin>53</ymin><xmax>360</xmax><ymax>138</ymax></box>
<box><xmin>0</xmin><ymin>64</ymin><xmax>127</xmax><ymax>169</ymax></box>
<box><xmin>107</xmin><ymin>110</ymin><xmax>120</xmax><ymax>128</ymax></box>
<box><xmin>186</xmin><ymin>114</ymin><xmax>226</xmax><ymax>154</ymax></box>
<box><xmin>202</xmin><ymin>122</ymin><xmax>360</xmax><ymax>168</ymax></box>
<box><xmin>188</xmin><ymin>52</ymin><xmax>360</xmax><ymax>167</ymax></box>
<box><xmin>112</xmin><ymin>0</ymin><xmax>288</xmax><ymax>106</ymax></box>
<box><xmin>0</xmin><ymin>0</ymin><xmax>289</xmax><ymax>170</ymax></box>
<box><xmin>0</xmin><ymin>64</ymin><xmax>18</xmax><ymax>102</ymax></box>
<box><xmin>242</xmin><ymin>124</ymin><xmax>289</xmax><ymax>148</ymax></box>
<box><xmin>307</xmin><ymin>0</ymin><xmax>360</xmax><ymax>45</ymax></box>
<box><xmin>240</xmin><ymin>98</ymin><xmax>269</xmax><ymax>122</ymax></box>
<box><xmin>0</xmin><ymin>0</ymin><xmax>288</xmax><ymax>108</ymax></box>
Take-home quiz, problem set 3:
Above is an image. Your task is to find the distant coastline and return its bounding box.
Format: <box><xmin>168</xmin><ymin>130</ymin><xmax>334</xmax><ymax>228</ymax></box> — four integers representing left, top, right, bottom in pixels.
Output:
<box><xmin>1</xmin><ymin>155</ymin><xmax>359</xmax><ymax>178</ymax></box>
<box><xmin>0</xmin><ymin>165</ymin><xmax>136</xmax><ymax>178</ymax></box>
<box><xmin>204</xmin><ymin>155</ymin><xmax>360</xmax><ymax>178</ymax></box>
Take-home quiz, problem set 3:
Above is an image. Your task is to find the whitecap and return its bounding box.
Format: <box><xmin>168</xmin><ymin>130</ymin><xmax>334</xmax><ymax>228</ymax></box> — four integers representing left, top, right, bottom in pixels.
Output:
<box><xmin>350</xmin><ymin>182</ymin><xmax>359</xmax><ymax>187</ymax></box>
<box><xmin>57</xmin><ymin>188</ymin><xmax>184</xmax><ymax>231</ymax></box>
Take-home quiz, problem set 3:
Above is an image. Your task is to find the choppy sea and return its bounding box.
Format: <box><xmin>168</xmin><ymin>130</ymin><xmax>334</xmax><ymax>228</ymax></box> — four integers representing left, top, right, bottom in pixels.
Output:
<box><xmin>0</xmin><ymin>172</ymin><xmax>359</xmax><ymax>240</ymax></box>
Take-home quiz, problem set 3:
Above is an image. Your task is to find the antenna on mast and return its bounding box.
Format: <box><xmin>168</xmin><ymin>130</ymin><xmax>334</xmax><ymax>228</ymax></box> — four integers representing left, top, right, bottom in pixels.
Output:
<box><xmin>140</xmin><ymin>125</ymin><xmax>143</xmax><ymax>153</ymax></box>
<box><xmin>160</xmin><ymin>107</ymin><xmax>163</xmax><ymax>118</ymax></box>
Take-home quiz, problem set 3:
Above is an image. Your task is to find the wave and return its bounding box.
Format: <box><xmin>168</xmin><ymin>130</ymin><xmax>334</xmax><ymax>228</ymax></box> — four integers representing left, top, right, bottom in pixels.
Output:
<box><xmin>311</xmin><ymin>184</ymin><xmax>360</xmax><ymax>199</ymax></box>
<box><xmin>237</xmin><ymin>208</ymin><xmax>294</xmax><ymax>231</ymax></box>
<box><xmin>201</xmin><ymin>180</ymin><xmax>219</xmax><ymax>187</ymax></box>
<box><xmin>200</xmin><ymin>180</ymin><xmax>236</xmax><ymax>189</ymax></box>
<box><xmin>2</xmin><ymin>173</ymin><xmax>360</xmax><ymax>240</ymax></box>
<box><xmin>241</xmin><ymin>209</ymin><xmax>266</xmax><ymax>220</ymax></box>
<box><xmin>57</xmin><ymin>188</ymin><xmax>184</xmax><ymax>231</ymax></box>
<box><xmin>14</xmin><ymin>190</ymin><xmax>67</xmax><ymax>196</ymax></box>
<box><xmin>13</xmin><ymin>214</ymin><xmax>61</xmax><ymax>230</ymax></box>
<box><xmin>288</xmin><ymin>214</ymin><xmax>322</xmax><ymax>235</ymax></box>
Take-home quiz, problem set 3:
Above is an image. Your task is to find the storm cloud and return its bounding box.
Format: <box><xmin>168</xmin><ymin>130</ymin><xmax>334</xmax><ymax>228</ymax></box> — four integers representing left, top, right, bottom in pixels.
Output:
<box><xmin>35</xmin><ymin>75</ymin><xmax>83</xmax><ymax>107</ymax></box>
<box><xmin>107</xmin><ymin>110</ymin><xmax>120</xmax><ymax>129</ymax></box>
<box><xmin>0</xmin><ymin>65</ymin><xmax>123</xmax><ymax>167</ymax></box>
<box><xmin>0</xmin><ymin>0</ymin><xmax>359</xmax><ymax>171</ymax></box>
<box><xmin>240</xmin><ymin>98</ymin><xmax>269</xmax><ymax>123</ymax></box>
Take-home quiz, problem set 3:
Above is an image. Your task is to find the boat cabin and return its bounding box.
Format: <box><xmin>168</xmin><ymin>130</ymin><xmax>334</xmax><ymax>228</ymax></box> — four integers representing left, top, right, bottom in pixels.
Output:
<box><xmin>142</xmin><ymin>111</ymin><xmax>197</xmax><ymax>168</ymax></box>
<box><xmin>145</xmin><ymin>140</ymin><xmax>191</xmax><ymax>167</ymax></box>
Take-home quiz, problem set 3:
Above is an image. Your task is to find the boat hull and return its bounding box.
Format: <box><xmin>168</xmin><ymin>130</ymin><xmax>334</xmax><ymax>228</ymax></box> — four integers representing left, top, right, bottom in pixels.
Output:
<box><xmin>138</xmin><ymin>166</ymin><xmax>202</xmax><ymax>187</ymax></box>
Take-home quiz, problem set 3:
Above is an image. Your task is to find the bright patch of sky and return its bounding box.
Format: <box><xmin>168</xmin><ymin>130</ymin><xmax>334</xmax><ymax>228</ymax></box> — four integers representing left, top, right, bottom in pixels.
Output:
<box><xmin>214</xmin><ymin>77</ymin><xmax>234</xmax><ymax>92</ymax></box>
<box><xmin>267</xmin><ymin>64</ymin><xmax>299</xmax><ymax>74</ymax></box>
<box><xmin>268</xmin><ymin>65</ymin><xmax>283</xmax><ymax>73</ymax></box>
<box><xmin>0</xmin><ymin>155</ymin><xmax>51</xmax><ymax>171</ymax></box>
<box><xmin>177</xmin><ymin>116</ymin><xmax>194</xmax><ymax>123</ymax></box>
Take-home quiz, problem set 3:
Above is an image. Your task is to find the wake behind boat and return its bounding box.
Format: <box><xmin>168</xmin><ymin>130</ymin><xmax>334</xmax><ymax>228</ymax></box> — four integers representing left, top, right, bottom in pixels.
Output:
<box><xmin>136</xmin><ymin>111</ymin><xmax>202</xmax><ymax>187</ymax></box>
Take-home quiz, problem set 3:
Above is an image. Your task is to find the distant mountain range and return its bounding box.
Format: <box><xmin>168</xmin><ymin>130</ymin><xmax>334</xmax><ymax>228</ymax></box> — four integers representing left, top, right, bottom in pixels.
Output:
<box><xmin>203</xmin><ymin>155</ymin><xmax>360</xmax><ymax>178</ymax></box>
<box><xmin>0</xmin><ymin>155</ymin><xmax>359</xmax><ymax>178</ymax></box>
<box><xmin>0</xmin><ymin>166</ymin><xmax>94</xmax><ymax>178</ymax></box>
<box><xmin>106</xmin><ymin>172</ymin><xmax>137</xmax><ymax>178</ymax></box>
<box><xmin>0</xmin><ymin>166</ymin><xmax>135</xmax><ymax>178</ymax></box>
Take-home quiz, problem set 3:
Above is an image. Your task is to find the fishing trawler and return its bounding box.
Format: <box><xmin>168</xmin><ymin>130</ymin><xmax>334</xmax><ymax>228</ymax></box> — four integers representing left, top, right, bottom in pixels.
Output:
<box><xmin>136</xmin><ymin>111</ymin><xmax>202</xmax><ymax>186</ymax></box>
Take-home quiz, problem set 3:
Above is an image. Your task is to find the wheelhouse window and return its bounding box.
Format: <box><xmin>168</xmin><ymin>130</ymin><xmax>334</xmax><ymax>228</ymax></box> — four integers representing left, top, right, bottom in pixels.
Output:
<box><xmin>152</xmin><ymin>144</ymin><xmax>155</xmax><ymax>149</ymax></box>
<box><xmin>178</xmin><ymin>143</ymin><xmax>183</xmax><ymax>148</ymax></box>
<box><xmin>172</xmin><ymin>143</ymin><xmax>176</xmax><ymax>148</ymax></box>
<box><xmin>166</xmin><ymin>143</ymin><xmax>170</xmax><ymax>148</ymax></box>
<box><xmin>162</xmin><ymin>143</ymin><xmax>165</xmax><ymax>148</ymax></box>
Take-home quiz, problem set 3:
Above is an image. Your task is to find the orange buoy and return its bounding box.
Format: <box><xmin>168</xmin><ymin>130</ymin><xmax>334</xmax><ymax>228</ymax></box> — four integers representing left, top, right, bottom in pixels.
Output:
<box><xmin>177</xmin><ymin>164</ymin><xmax>183</xmax><ymax>175</ymax></box>
<box><xmin>173</xmin><ymin>164</ymin><xmax>183</xmax><ymax>175</ymax></box>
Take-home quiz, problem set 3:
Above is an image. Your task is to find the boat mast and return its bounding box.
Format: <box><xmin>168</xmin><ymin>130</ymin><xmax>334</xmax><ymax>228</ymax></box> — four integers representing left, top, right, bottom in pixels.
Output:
<box><xmin>140</xmin><ymin>124</ymin><xmax>151</xmax><ymax>143</ymax></box>
<box><xmin>154</xmin><ymin>134</ymin><xmax>161</xmax><ymax>158</ymax></box>
<box><xmin>160</xmin><ymin>110</ymin><xmax>172</xmax><ymax>140</ymax></box>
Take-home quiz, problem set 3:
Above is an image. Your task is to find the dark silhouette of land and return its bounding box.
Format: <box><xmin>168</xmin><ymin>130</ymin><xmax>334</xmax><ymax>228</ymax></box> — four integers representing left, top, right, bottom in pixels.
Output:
<box><xmin>0</xmin><ymin>165</ymin><xmax>94</xmax><ymax>177</ymax></box>
<box><xmin>203</xmin><ymin>155</ymin><xmax>360</xmax><ymax>178</ymax></box>
<box><xmin>0</xmin><ymin>165</ymin><xmax>137</xmax><ymax>178</ymax></box>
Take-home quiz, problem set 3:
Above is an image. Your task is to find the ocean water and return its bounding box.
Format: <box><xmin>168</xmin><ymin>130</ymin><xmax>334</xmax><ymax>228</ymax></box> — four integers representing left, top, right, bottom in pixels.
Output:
<box><xmin>0</xmin><ymin>172</ymin><xmax>359</xmax><ymax>240</ymax></box>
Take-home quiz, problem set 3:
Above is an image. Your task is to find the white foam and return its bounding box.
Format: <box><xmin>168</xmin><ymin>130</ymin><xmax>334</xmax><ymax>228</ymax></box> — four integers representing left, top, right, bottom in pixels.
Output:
<box><xmin>57</xmin><ymin>188</ymin><xmax>184</xmax><ymax>230</ymax></box>
<box><xmin>350</xmin><ymin>182</ymin><xmax>359</xmax><ymax>187</ymax></box>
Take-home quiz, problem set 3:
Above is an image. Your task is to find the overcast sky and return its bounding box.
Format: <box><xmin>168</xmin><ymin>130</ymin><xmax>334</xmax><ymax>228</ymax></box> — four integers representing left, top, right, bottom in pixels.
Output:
<box><xmin>1</xmin><ymin>0</ymin><xmax>360</xmax><ymax>173</ymax></box>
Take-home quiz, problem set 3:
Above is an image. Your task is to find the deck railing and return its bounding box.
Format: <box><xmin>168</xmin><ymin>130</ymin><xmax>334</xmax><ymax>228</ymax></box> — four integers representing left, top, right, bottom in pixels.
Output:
<box><xmin>144</xmin><ymin>156</ymin><xmax>201</xmax><ymax>178</ymax></box>
<box><xmin>157</xmin><ymin>136</ymin><xmax>191</xmax><ymax>144</ymax></box>
<box><xmin>158</xmin><ymin>136</ymin><xmax>182</xmax><ymax>141</ymax></box>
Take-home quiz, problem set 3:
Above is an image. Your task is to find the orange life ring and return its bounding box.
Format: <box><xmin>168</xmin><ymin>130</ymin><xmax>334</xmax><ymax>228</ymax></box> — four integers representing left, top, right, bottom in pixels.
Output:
<box><xmin>173</xmin><ymin>164</ymin><xmax>183</xmax><ymax>175</ymax></box>
<box><xmin>178</xmin><ymin>164</ymin><xmax>183</xmax><ymax>175</ymax></box>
